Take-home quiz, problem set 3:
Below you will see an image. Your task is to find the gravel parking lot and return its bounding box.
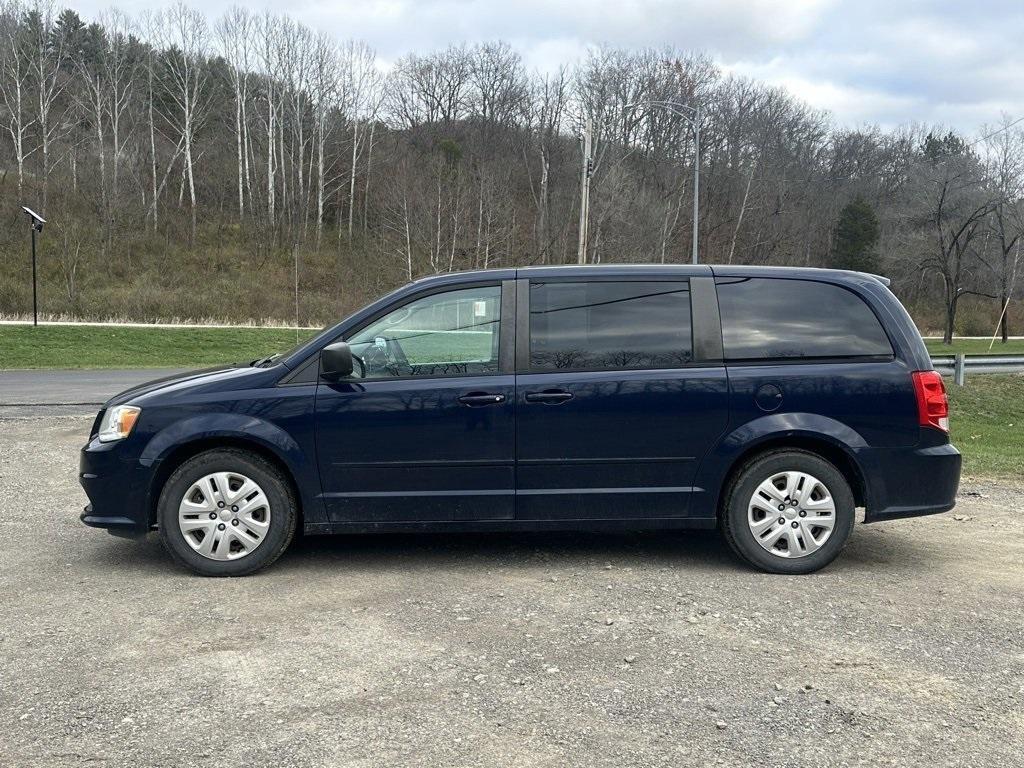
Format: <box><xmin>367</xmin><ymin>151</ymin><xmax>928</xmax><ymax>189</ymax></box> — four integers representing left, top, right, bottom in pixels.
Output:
<box><xmin>1</xmin><ymin>413</ymin><xmax>1022</xmax><ymax>767</ymax></box>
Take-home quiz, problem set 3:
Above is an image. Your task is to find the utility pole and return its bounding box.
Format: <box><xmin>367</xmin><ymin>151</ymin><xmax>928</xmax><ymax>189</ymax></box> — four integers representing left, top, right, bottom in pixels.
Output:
<box><xmin>22</xmin><ymin>207</ymin><xmax>46</xmax><ymax>326</ymax></box>
<box><xmin>577</xmin><ymin>115</ymin><xmax>592</xmax><ymax>265</ymax></box>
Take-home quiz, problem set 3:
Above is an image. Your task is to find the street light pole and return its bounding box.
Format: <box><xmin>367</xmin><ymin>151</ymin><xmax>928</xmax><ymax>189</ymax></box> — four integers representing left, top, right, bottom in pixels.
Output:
<box><xmin>691</xmin><ymin>105</ymin><xmax>700</xmax><ymax>265</ymax></box>
<box><xmin>623</xmin><ymin>100</ymin><xmax>702</xmax><ymax>264</ymax></box>
<box><xmin>21</xmin><ymin>206</ymin><xmax>46</xmax><ymax>327</ymax></box>
<box><xmin>31</xmin><ymin>223</ymin><xmax>38</xmax><ymax>326</ymax></box>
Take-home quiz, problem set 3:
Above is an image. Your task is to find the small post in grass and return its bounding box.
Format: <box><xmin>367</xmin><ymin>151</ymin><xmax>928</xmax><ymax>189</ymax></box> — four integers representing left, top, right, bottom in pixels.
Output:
<box><xmin>21</xmin><ymin>206</ymin><xmax>46</xmax><ymax>327</ymax></box>
<box><xmin>953</xmin><ymin>353</ymin><xmax>966</xmax><ymax>387</ymax></box>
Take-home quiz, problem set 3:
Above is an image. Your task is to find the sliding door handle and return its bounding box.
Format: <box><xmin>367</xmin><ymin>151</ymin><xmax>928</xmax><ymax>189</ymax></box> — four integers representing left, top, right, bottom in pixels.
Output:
<box><xmin>458</xmin><ymin>392</ymin><xmax>506</xmax><ymax>407</ymax></box>
<box><xmin>524</xmin><ymin>389</ymin><xmax>574</xmax><ymax>404</ymax></box>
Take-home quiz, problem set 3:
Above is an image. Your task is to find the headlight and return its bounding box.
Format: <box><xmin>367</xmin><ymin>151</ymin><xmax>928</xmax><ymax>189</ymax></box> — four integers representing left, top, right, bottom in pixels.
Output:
<box><xmin>98</xmin><ymin>405</ymin><xmax>141</xmax><ymax>443</ymax></box>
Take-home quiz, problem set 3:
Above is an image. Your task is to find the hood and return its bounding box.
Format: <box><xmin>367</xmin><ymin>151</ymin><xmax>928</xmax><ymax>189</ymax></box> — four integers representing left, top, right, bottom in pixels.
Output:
<box><xmin>103</xmin><ymin>364</ymin><xmax>256</xmax><ymax>407</ymax></box>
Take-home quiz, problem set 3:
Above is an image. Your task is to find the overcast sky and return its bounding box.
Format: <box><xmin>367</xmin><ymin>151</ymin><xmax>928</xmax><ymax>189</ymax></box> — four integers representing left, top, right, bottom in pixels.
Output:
<box><xmin>69</xmin><ymin>0</ymin><xmax>1024</xmax><ymax>133</ymax></box>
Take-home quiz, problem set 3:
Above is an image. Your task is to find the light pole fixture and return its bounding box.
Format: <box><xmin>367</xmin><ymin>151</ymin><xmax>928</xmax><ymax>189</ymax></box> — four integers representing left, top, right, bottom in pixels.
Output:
<box><xmin>22</xmin><ymin>206</ymin><xmax>46</xmax><ymax>327</ymax></box>
<box><xmin>623</xmin><ymin>100</ymin><xmax>701</xmax><ymax>265</ymax></box>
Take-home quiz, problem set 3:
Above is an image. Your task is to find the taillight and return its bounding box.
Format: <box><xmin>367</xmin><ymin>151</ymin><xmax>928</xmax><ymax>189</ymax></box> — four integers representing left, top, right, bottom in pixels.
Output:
<box><xmin>912</xmin><ymin>370</ymin><xmax>949</xmax><ymax>432</ymax></box>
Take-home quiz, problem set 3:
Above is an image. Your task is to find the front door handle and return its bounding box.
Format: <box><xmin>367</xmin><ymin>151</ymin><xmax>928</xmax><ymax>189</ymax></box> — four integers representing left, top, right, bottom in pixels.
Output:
<box><xmin>524</xmin><ymin>389</ymin><xmax>574</xmax><ymax>404</ymax></box>
<box><xmin>458</xmin><ymin>392</ymin><xmax>506</xmax><ymax>407</ymax></box>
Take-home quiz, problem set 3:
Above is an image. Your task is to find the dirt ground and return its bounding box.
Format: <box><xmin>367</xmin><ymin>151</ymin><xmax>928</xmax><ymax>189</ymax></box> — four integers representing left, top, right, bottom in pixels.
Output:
<box><xmin>1</xmin><ymin>414</ymin><xmax>1022</xmax><ymax>768</ymax></box>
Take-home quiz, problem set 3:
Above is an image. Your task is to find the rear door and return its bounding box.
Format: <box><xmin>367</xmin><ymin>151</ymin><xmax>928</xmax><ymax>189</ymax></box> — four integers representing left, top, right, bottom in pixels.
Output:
<box><xmin>714</xmin><ymin>275</ymin><xmax>918</xmax><ymax>448</ymax></box>
<box><xmin>514</xmin><ymin>276</ymin><xmax>729</xmax><ymax>520</ymax></box>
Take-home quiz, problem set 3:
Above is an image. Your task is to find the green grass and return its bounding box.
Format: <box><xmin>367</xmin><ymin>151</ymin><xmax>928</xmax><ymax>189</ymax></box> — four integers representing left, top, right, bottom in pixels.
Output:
<box><xmin>947</xmin><ymin>375</ymin><xmax>1024</xmax><ymax>479</ymax></box>
<box><xmin>925</xmin><ymin>338</ymin><xmax>1024</xmax><ymax>356</ymax></box>
<box><xmin>0</xmin><ymin>325</ymin><xmax>317</xmax><ymax>369</ymax></box>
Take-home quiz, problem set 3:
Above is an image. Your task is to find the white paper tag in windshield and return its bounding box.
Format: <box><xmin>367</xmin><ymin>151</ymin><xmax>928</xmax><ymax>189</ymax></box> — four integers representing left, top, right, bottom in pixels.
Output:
<box><xmin>473</xmin><ymin>300</ymin><xmax>487</xmax><ymax>318</ymax></box>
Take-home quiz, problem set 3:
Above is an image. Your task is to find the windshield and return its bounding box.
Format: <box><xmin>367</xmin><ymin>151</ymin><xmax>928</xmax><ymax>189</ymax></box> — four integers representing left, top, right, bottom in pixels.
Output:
<box><xmin>252</xmin><ymin>329</ymin><xmax>327</xmax><ymax>368</ymax></box>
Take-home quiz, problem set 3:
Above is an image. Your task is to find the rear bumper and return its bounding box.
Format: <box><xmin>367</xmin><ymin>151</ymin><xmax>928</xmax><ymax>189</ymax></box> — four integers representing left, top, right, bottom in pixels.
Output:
<box><xmin>862</xmin><ymin>441</ymin><xmax>962</xmax><ymax>523</ymax></box>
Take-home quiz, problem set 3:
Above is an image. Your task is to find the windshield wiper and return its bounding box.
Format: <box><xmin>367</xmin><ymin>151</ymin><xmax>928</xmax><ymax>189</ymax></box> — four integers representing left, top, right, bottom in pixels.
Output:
<box><xmin>250</xmin><ymin>354</ymin><xmax>280</xmax><ymax>368</ymax></box>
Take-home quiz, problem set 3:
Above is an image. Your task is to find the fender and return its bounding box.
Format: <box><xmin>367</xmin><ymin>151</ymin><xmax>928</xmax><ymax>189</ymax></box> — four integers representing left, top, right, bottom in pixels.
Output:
<box><xmin>690</xmin><ymin>412</ymin><xmax>870</xmax><ymax>518</ymax></box>
<box><xmin>139</xmin><ymin>412</ymin><xmax>323</xmax><ymax>524</ymax></box>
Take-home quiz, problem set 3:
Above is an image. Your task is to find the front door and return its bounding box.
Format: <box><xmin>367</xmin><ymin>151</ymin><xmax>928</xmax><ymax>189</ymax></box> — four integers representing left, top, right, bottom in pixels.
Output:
<box><xmin>515</xmin><ymin>278</ymin><xmax>729</xmax><ymax>520</ymax></box>
<box><xmin>315</xmin><ymin>282</ymin><xmax>515</xmax><ymax>523</ymax></box>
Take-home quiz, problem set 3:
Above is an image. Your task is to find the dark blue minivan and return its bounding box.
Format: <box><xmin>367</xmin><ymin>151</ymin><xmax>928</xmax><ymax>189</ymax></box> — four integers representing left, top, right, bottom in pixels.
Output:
<box><xmin>80</xmin><ymin>265</ymin><xmax>961</xmax><ymax>576</ymax></box>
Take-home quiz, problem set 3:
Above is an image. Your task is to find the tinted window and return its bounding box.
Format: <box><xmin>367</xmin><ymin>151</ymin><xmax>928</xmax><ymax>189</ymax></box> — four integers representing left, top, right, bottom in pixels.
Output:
<box><xmin>347</xmin><ymin>285</ymin><xmax>501</xmax><ymax>378</ymax></box>
<box><xmin>716</xmin><ymin>278</ymin><xmax>892</xmax><ymax>360</ymax></box>
<box><xmin>529</xmin><ymin>281</ymin><xmax>692</xmax><ymax>371</ymax></box>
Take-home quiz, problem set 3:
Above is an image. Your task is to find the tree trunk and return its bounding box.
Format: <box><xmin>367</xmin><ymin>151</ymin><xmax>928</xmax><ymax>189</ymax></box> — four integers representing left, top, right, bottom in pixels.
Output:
<box><xmin>943</xmin><ymin>290</ymin><xmax>957</xmax><ymax>345</ymax></box>
<box><xmin>348</xmin><ymin>121</ymin><xmax>359</xmax><ymax>242</ymax></box>
<box><xmin>148</xmin><ymin>75</ymin><xmax>159</xmax><ymax>230</ymax></box>
<box><xmin>234</xmin><ymin>82</ymin><xmax>244</xmax><ymax>219</ymax></box>
<box><xmin>362</xmin><ymin>121</ymin><xmax>376</xmax><ymax>233</ymax></box>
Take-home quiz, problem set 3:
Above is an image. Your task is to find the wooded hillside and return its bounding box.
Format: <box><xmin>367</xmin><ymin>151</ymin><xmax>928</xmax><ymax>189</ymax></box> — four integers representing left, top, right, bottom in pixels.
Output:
<box><xmin>1</xmin><ymin>2</ymin><xmax>1021</xmax><ymax>341</ymax></box>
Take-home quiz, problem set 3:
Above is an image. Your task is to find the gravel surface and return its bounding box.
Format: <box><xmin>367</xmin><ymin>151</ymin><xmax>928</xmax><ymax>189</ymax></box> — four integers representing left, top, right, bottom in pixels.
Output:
<box><xmin>1</xmin><ymin>414</ymin><xmax>1022</xmax><ymax>768</ymax></box>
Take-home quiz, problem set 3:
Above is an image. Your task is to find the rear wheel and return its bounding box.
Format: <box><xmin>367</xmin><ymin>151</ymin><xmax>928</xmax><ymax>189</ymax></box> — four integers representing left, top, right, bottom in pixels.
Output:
<box><xmin>721</xmin><ymin>449</ymin><xmax>855</xmax><ymax>574</ymax></box>
<box><xmin>157</xmin><ymin>449</ymin><xmax>297</xmax><ymax>576</ymax></box>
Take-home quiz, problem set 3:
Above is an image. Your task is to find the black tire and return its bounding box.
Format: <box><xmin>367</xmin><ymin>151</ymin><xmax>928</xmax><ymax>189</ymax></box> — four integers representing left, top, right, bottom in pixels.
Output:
<box><xmin>720</xmin><ymin>449</ymin><xmax>855</xmax><ymax>574</ymax></box>
<box><xmin>157</xmin><ymin>449</ymin><xmax>298</xmax><ymax>577</ymax></box>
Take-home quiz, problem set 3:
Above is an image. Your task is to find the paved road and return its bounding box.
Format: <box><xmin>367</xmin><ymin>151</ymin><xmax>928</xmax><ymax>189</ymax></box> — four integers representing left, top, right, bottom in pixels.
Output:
<box><xmin>1</xmin><ymin>415</ymin><xmax>1022</xmax><ymax>767</ymax></box>
<box><xmin>0</xmin><ymin>368</ymin><xmax>187</xmax><ymax>406</ymax></box>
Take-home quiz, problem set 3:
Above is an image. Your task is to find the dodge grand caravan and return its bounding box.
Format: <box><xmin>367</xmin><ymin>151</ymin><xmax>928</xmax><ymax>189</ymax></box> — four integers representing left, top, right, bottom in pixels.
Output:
<box><xmin>80</xmin><ymin>265</ymin><xmax>961</xmax><ymax>576</ymax></box>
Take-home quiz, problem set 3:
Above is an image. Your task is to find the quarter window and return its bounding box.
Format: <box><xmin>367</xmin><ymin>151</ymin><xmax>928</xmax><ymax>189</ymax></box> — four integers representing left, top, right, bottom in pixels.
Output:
<box><xmin>529</xmin><ymin>281</ymin><xmax>692</xmax><ymax>372</ymax></box>
<box><xmin>716</xmin><ymin>278</ymin><xmax>893</xmax><ymax>360</ymax></box>
<box><xmin>347</xmin><ymin>286</ymin><xmax>501</xmax><ymax>378</ymax></box>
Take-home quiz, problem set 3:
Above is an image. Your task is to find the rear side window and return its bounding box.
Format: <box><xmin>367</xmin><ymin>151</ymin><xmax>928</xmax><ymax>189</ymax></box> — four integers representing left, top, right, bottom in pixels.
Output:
<box><xmin>716</xmin><ymin>278</ymin><xmax>892</xmax><ymax>360</ymax></box>
<box><xmin>529</xmin><ymin>281</ymin><xmax>692</xmax><ymax>371</ymax></box>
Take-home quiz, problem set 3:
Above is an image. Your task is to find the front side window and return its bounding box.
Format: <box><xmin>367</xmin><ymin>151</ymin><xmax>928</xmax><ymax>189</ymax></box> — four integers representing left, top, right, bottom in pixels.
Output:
<box><xmin>529</xmin><ymin>281</ymin><xmax>692</xmax><ymax>372</ymax></box>
<box><xmin>716</xmin><ymin>277</ymin><xmax>893</xmax><ymax>360</ymax></box>
<box><xmin>347</xmin><ymin>285</ymin><xmax>501</xmax><ymax>378</ymax></box>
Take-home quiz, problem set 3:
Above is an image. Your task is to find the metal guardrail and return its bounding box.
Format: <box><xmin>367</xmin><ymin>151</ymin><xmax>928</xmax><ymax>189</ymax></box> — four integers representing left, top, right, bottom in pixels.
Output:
<box><xmin>930</xmin><ymin>353</ymin><xmax>1024</xmax><ymax>379</ymax></box>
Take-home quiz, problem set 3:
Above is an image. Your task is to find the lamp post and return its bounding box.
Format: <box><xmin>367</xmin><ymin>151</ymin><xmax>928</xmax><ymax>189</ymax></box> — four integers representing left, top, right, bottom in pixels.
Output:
<box><xmin>577</xmin><ymin>114</ymin><xmax>593</xmax><ymax>264</ymax></box>
<box><xmin>624</xmin><ymin>101</ymin><xmax>701</xmax><ymax>264</ymax></box>
<box><xmin>22</xmin><ymin>206</ymin><xmax>46</xmax><ymax>326</ymax></box>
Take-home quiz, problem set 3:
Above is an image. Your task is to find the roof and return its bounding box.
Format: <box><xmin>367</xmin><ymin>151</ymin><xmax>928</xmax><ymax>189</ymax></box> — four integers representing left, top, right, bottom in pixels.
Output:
<box><xmin>409</xmin><ymin>263</ymin><xmax>889</xmax><ymax>286</ymax></box>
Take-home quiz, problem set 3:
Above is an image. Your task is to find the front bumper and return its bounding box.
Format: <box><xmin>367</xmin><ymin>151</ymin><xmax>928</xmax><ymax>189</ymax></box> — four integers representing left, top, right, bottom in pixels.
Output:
<box><xmin>80</xmin><ymin>504</ymin><xmax>148</xmax><ymax>538</ymax></box>
<box><xmin>862</xmin><ymin>441</ymin><xmax>962</xmax><ymax>523</ymax></box>
<box><xmin>79</xmin><ymin>437</ymin><xmax>153</xmax><ymax>536</ymax></box>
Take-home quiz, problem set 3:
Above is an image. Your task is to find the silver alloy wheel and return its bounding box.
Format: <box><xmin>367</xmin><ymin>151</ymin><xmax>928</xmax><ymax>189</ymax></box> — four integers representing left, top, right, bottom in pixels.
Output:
<box><xmin>747</xmin><ymin>471</ymin><xmax>836</xmax><ymax>559</ymax></box>
<box><xmin>177</xmin><ymin>471</ymin><xmax>271</xmax><ymax>561</ymax></box>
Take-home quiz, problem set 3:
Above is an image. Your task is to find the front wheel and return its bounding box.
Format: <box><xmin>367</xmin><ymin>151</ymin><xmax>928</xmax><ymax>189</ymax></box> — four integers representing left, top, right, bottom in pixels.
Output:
<box><xmin>157</xmin><ymin>449</ymin><xmax>298</xmax><ymax>576</ymax></box>
<box><xmin>721</xmin><ymin>449</ymin><xmax>855</xmax><ymax>574</ymax></box>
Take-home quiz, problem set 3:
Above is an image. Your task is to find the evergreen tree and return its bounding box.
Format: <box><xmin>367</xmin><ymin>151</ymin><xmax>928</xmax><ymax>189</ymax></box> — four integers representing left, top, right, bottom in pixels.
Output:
<box><xmin>922</xmin><ymin>130</ymin><xmax>968</xmax><ymax>163</ymax></box>
<box><xmin>830</xmin><ymin>196</ymin><xmax>881</xmax><ymax>273</ymax></box>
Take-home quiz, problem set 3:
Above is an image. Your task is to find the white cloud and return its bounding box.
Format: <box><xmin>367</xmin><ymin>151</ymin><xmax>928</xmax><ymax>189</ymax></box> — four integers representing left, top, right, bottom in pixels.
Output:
<box><xmin>65</xmin><ymin>0</ymin><xmax>1024</xmax><ymax>132</ymax></box>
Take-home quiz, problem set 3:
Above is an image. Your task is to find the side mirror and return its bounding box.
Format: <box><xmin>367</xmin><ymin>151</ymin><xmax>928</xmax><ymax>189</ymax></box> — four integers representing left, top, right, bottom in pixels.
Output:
<box><xmin>320</xmin><ymin>341</ymin><xmax>354</xmax><ymax>380</ymax></box>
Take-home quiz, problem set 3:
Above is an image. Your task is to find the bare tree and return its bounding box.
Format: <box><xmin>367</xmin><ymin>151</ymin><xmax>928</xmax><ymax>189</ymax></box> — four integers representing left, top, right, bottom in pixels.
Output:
<box><xmin>27</xmin><ymin>0</ymin><xmax>71</xmax><ymax>207</ymax></box>
<box><xmin>216</xmin><ymin>6</ymin><xmax>254</xmax><ymax>221</ymax></box>
<box><xmin>386</xmin><ymin>45</ymin><xmax>469</xmax><ymax>129</ymax></box>
<box><xmin>341</xmin><ymin>40</ymin><xmax>382</xmax><ymax>242</ymax></box>
<box><xmin>306</xmin><ymin>30</ymin><xmax>338</xmax><ymax>248</ymax></box>
<box><xmin>0</xmin><ymin>0</ymin><xmax>35</xmax><ymax>198</ymax></box>
<box><xmin>151</xmin><ymin>4</ymin><xmax>211</xmax><ymax>241</ymax></box>
<box><xmin>255</xmin><ymin>11</ymin><xmax>282</xmax><ymax>229</ymax></box>
<box><xmin>524</xmin><ymin>68</ymin><xmax>567</xmax><ymax>262</ymax></box>
<box><xmin>904</xmin><ymin>136</ymin><xmax>998</xmax><ymax>343</ymax></box>
<box><xmin>982</xmin><ymin>117</ymin><xmax>1024</xmax><ymax>341</ymax></box>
